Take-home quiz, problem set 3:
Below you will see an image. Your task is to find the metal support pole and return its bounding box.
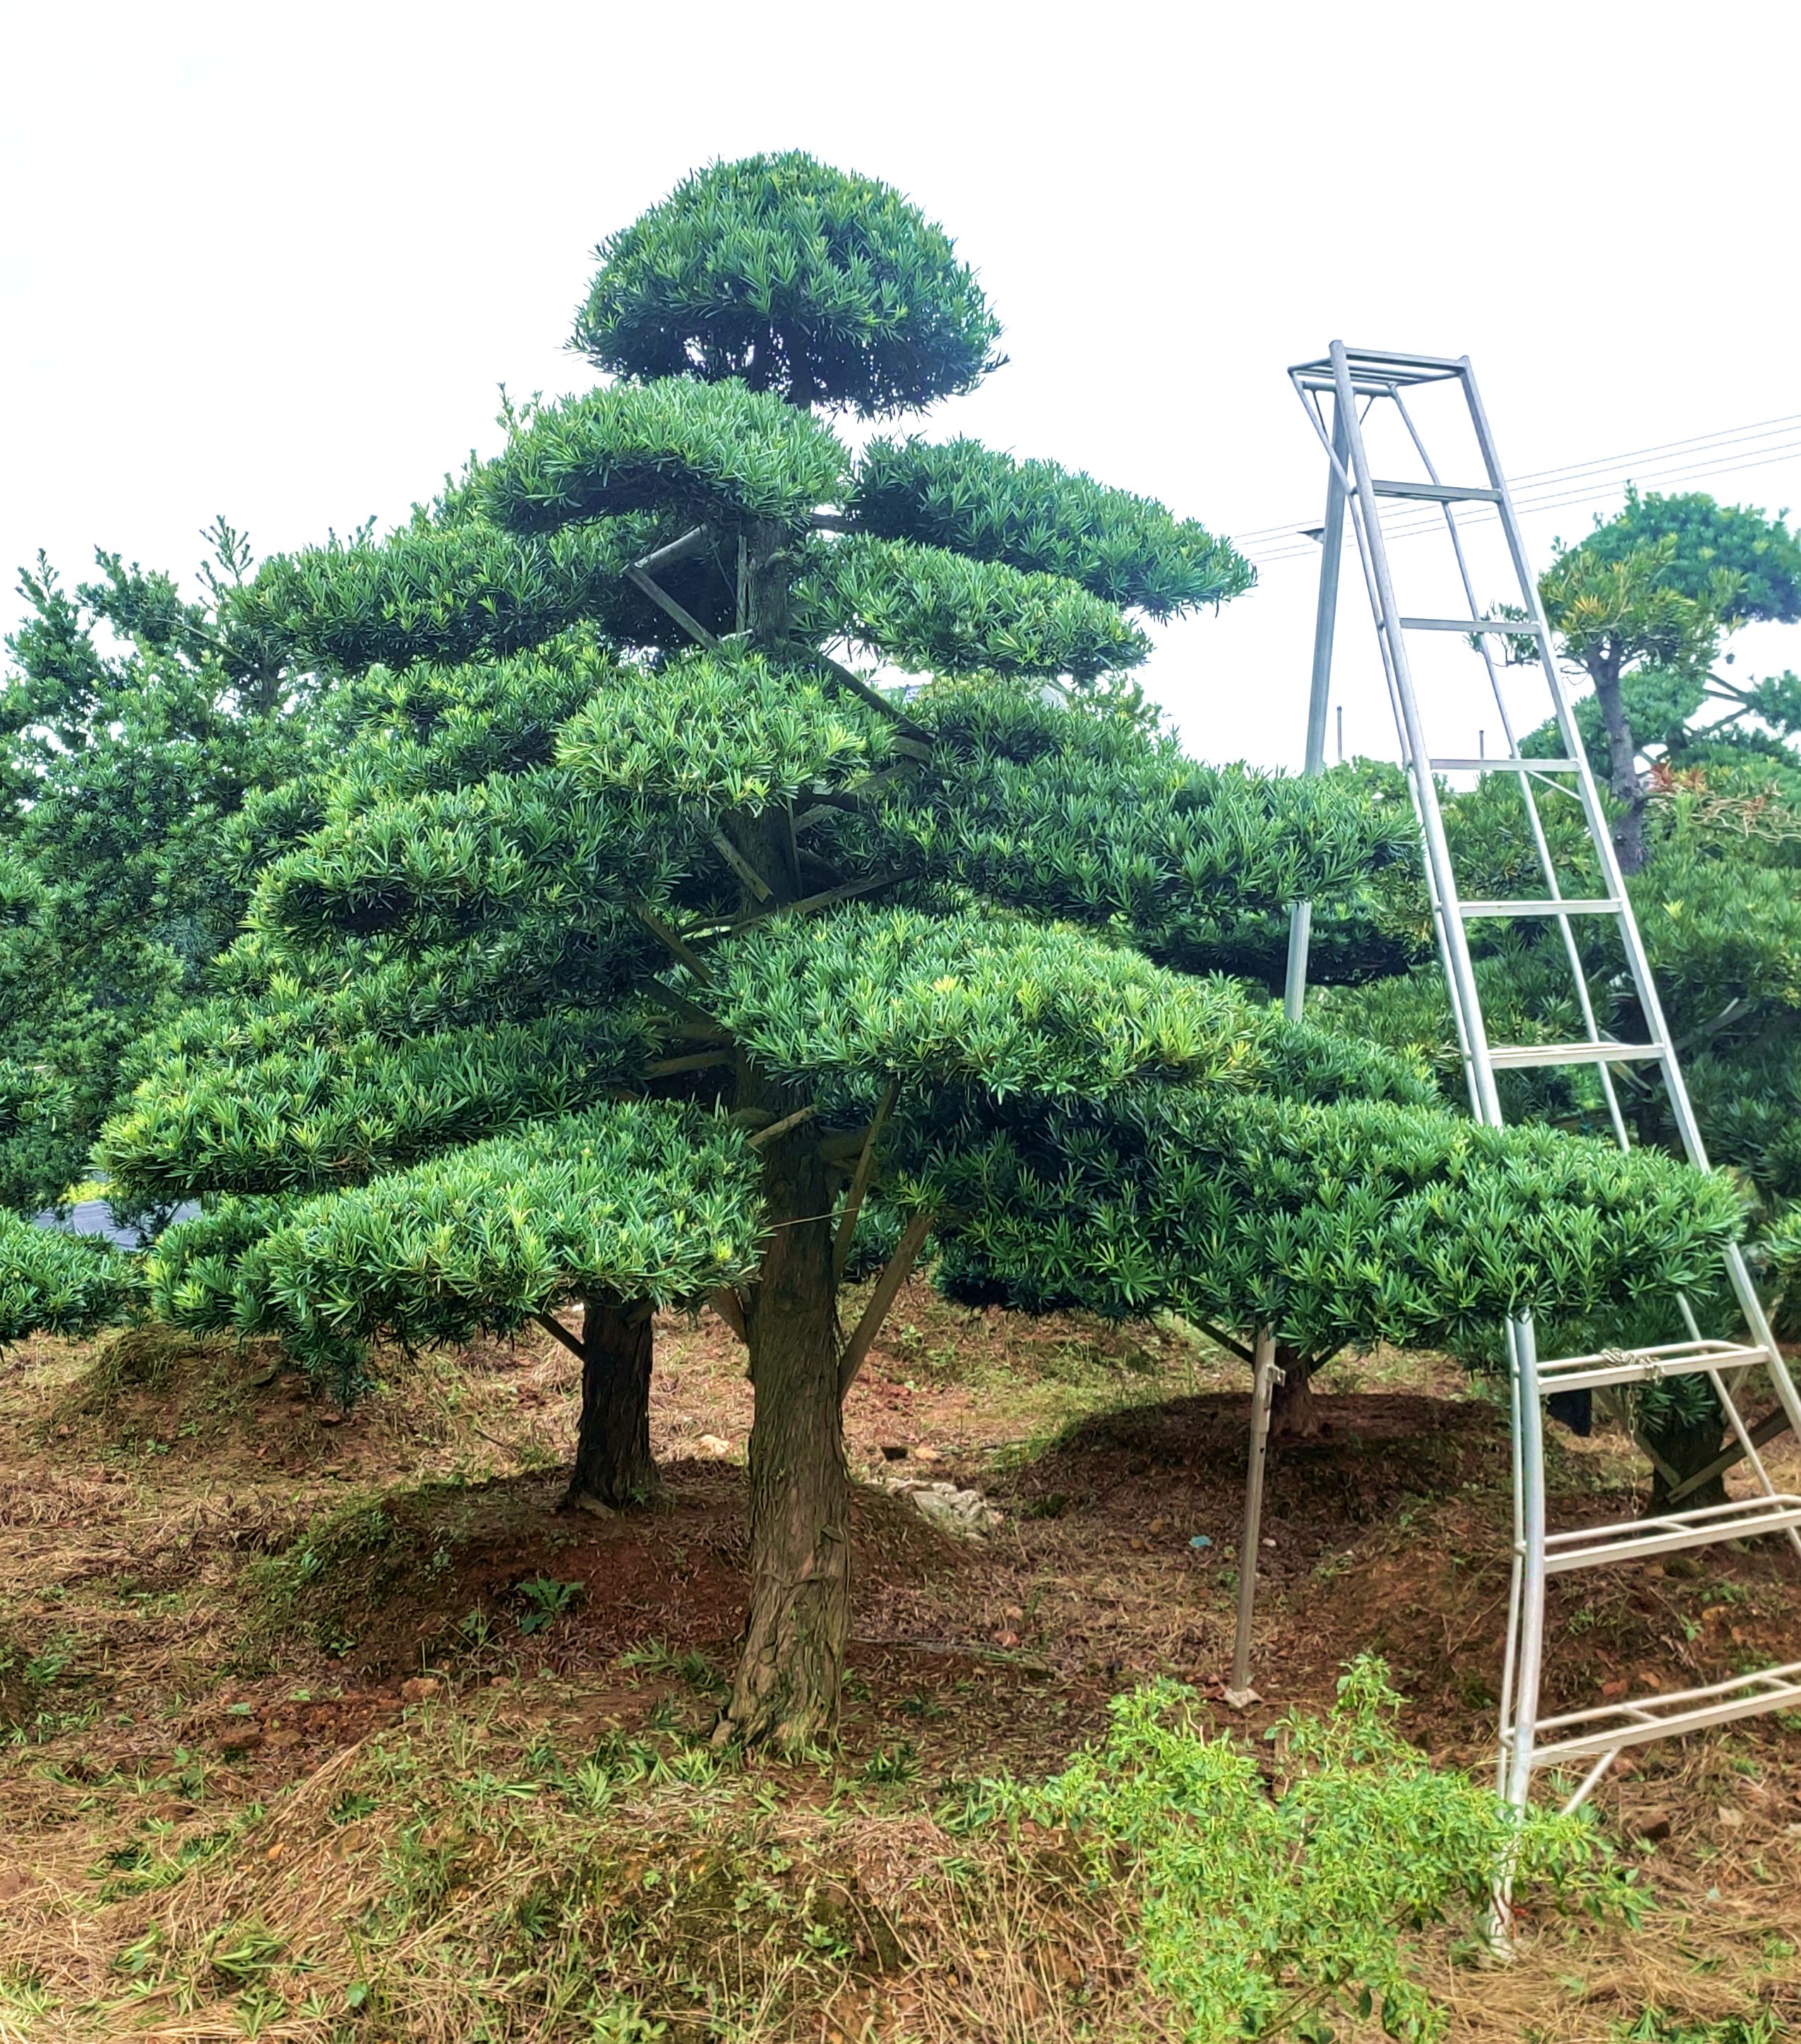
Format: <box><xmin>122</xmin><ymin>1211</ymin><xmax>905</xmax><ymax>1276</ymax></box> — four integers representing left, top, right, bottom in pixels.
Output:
<box><xmin>1226</xmin><ymin>1327</ymin><xmax>1281</xmax><ymax>1709</ymax></box>
<box><xmin>1283</xmin><ymin>407</ymin><xmax>1350</xmax><ymax>1023</ymax></box>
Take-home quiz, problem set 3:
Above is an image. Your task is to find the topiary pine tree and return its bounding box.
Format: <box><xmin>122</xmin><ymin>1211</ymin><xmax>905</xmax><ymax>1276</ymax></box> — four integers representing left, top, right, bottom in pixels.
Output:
<box><xmin>83</xmin><ymin>155</ymin><xmax>1742</xmax><ymax>1749</ymax></box>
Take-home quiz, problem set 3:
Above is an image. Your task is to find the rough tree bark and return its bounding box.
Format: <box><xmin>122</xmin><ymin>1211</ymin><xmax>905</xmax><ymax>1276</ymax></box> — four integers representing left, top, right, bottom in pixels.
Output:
<box><xmin>1268</xmin><ymin>1344</ymin><xmax>1322</xmax><ymax>1440</ymax></box>
<box><xmin>1588</xmin><ymin>655</ymin><xmax>1648</xmax><ymax>876</ymax></box>
<box><xmin>561</xmin><ymin>1297</ymin><xmax>660</xmax><ymax>1513</ymax></box>
<box><xmin>718</xmin><ymin>1077</ymin><xmax>850</xmax><ymax>1749</ymax></box>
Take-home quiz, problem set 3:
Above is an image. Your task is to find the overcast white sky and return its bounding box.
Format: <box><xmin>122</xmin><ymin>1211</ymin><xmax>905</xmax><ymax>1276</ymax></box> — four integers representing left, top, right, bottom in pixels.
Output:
<box><xmin>4</xmin><ymin>0</ymin><xmax>1799</xmax><ymax>767</ymax></box>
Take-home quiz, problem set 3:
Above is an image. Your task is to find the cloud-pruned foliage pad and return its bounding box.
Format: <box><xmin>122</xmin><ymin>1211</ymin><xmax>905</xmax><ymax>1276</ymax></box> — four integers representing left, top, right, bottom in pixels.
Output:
<box><xmin>484</xmin><ymin>380</ymin><xmax>849</xmax><ymax>537</ymax></box>
<box><xmin>557</xmin><ymin>649</ymin><xmax>894</xmax><ymax>810</ymax></box>
<box><xmin>0</xmin><ymin>1211</ymin><xmax>143</xmax><ymax>1344</ymax></box>
<box><xmin>695</xmin><ymin>904</ymin><xmax>1377</xmax><ymax>1103</ymax></box>
<box><xmin>104</xmin><ymin>1006</ymin><xmax>662</xmax><ymax>1203</ymax></box>
<box><xmin>254</xmin><ymin>770</ymin><xmax>705</xmax><ymax>949</ymax></box>
<box><xmin>234</xmin><ymin>518</ymin><xmax>681</xmax><ymax>675</ymax></box>
<box><xmin>572</xmin><ymin>153</ymin><xmax>1005</xmax><ymax>417</ymax></box>
<box><xmin>152</xmin><ymin>1104</ymin><xmax>762</xmax><ymax>1385</ymax></box>
<box><xmin>850</xmin><ymin>437</ymin><xmax>1252</xmax><ymax>617</ymax></box>
<box><xmin>915</xmin><ymin>1084</ymin><xmax>1740</xmax><ymax>1347</ymax></box>
<box><xmin>796</xmin><ymin>535</ymin><xmax>1147</xmax><ymax>682</ymax></box>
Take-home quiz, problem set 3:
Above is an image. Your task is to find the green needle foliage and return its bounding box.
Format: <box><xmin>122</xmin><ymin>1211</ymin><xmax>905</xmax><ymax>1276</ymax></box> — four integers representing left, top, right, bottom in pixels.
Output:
<box><xmin>557</xmin><ymin>648</ymin><xmax>895</xmax><ymax>809</ymax></box>
<box><xmin>0</xmin><ymin>1209</ymin><xmax>142</xmax><ymax>1343</ymax></box>
<box><xmin>969</xmin><ymin>1659</ymin><xmax>1634</xmax><ymax>2043</ymax></box>
<box><xmin>573</xmin><ymin>152</ymin><xmax>1005</xmax><ymax>413</ymax></box>
<box><xmin>484</xmin><ymin>378</ymin><xmax>849</xmax><ymax>534</ymax></box>
<box><xmin>1312</xmin><ymin>489</ymin><xmax>1801</xmax><ymax>1481</ymax></box>
<box><xmin>850</xmin><ymin>436</ymin><xmax>1254</xmax><ymax>616</ymax></box>
<box><xmin>53</xmin><ymin>155</ymin><xmax>1731</xmax><ymax>1747</ymax></box>
<box><xmin>795</xmin><ymin>533</ymin><xmax>1151</xmax><ymax>681</ymax></box>
<box><xmin>150</xmin><ymin>1104</ymin><xmax>762</xmax><ymax>1388</ymax></box>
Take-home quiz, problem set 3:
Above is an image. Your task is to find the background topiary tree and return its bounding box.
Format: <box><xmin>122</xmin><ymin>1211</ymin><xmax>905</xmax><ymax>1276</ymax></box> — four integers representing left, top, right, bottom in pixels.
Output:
<box><xmin>0</xmin><ymin>525</ymin><xmax>316</xmax><ymax>1220</ymax></box>
<box><xmin>90</xmin><ymin>156</ymin><xmax>1740</xmax><ymax>1747</ymax></box>
<box><xmin>1318</xmin><ymin>489</ymin><xmax>1801</xmax><ymax>1496</ymax></box>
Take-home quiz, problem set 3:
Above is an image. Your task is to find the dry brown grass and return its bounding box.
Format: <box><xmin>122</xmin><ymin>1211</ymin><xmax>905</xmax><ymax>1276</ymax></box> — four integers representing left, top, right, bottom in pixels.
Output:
<box><xmin>0</xmin><ymin>1291</ymin><xmax>1796</xmax><ymax>2041</ymax></box>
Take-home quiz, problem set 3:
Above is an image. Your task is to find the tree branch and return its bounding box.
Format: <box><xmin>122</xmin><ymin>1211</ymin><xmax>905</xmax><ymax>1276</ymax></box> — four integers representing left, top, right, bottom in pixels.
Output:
<box><xmin>533</xmin><ymin>1310</ymin><xmax>587</xmax><ymax>1363</ymax></box>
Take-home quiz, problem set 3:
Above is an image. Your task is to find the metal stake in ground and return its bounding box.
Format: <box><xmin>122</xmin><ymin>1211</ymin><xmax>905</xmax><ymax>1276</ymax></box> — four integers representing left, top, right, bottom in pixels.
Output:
<box><xmin>1225</xmin><ymin>1327</ymin><xmax>1281</xmax><ymax>1710</ymax></box>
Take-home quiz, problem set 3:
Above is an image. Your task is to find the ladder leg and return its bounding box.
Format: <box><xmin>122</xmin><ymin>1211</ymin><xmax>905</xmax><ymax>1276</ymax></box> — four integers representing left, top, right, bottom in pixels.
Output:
<box><xmin>1503</xmin><ymin>1313</ymin><xmax>1548</xmax><ymax>1814</ymax></box>
<box><xmin>1225</xmin><ymin>1327</ymin><xmax>1280</xmax><ymax>1709</ymax></box>
<box><xmin>1283</xmin><ymin>406</ymin><xmax>1350</xmax><ymax>1022</ymax></box>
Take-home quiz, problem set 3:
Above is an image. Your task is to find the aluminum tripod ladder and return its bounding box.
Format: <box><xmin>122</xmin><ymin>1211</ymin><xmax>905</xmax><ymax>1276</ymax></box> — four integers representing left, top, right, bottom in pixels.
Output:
<box><xmin>1282</xmin><ymin>341</ymin><xmax>1801</xmax><ymax>1819</ymax></box>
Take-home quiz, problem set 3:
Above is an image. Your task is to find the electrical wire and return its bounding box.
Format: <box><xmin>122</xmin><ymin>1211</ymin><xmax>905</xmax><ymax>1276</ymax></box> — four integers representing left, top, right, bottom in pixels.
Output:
<box><xmin>1226</xmin><ymin>412</ymin><xmax>1799</xmax><ymax>564</ymax></box>
<box><xmin>1237</xmin><ymin>434</ymin><xmax>1801</xmax><ymax>566</ymax></box>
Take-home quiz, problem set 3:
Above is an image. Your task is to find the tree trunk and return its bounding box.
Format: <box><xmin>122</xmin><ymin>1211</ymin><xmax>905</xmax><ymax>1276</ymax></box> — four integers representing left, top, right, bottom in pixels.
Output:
<box><xmin>1591</xmin><ymin>664</ymin><xmax>1647</xmax><ymax>875</ymax></box>
<box><xmin>719</xmin><ymin>1094</ymin><xmax>849</xmax><ymax>1750</ymax></box>
<box><xmin>1269</xmin><ymin>1344</ymin><xmax>1322</xmax><ymax>1440</ymax></box>
<box><xmin>1645</xmin><ymin>1398</ymin><xmax>1729</xmax><ymax>1513</ymax></box>
<box><xmin>561</xmin><ymin>1298</ymin><xmax>659</xmax><ymax>1514</ymax></box>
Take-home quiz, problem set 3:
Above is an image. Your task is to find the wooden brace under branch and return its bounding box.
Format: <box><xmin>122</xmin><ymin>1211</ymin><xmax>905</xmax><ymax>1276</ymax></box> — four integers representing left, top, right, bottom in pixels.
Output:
<box><xmin>710</xmin><ymin>1286</ymin><xmax>748</xmax><ymax>1344</ymax></box>
<box><xmin>624</xmin><ymin>563</ymin><xmax>719</xmax><ymax>650</ymax></box>
<box><xmin>748</xmin><ymin>1103</ymin><xmax>818</xmax><ymax>1151</ymax></box>
<box><xmin>832</xmin><ymin>1077</ymin><xmax>899</xmax><ymax>1282</ymax></box>
<box><xmin>1667</xmin><ymin>1405</ymin><xmax>1795</xmax><ymax>1504</ymax></box>
<box><xmin>633</xmin><ymin>526</ymin><xmax>710</xmax><ymax>578</ymax></box>
<box><xmin>633</xmin><ymin>904</ymin><xmax>713</xmax><ymax>981</ymax></box>
<box><xmin>533</xmin><ymin>1311</ymin><xmax>587</xmax><ymax>1363</ymax></box>
<box><xmin>839</xmin><ymin>1210</ymin><xmax>934</xmax><ymax>1401</ymax></box>
<box><xmin>812</xmin><ymin>650</ymin><xmax>932</xmax><ymax>742</ymax></box>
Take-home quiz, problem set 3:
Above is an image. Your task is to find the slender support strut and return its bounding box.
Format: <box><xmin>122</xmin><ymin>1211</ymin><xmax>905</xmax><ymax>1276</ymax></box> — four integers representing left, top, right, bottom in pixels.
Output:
<box><xmin>1225</xmin><ymin>1327</ymin><xmax>1281</xmax><ymax>1709</ymax></box>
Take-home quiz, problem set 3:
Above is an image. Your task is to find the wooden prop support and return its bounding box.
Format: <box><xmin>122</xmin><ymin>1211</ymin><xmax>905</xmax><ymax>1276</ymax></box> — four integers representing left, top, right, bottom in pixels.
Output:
<box><xmin>1224</xmin><ymin>1327</ymin><xmax>1281</xmax><ymax>1710</ymax></box>
<box><xmin>832</xmin><ymin>1078</ymin><xmax>899</xmax><ymax>1282</ymax></box>
<box><xmin>839</xmin><ymin>1211</ymin><xmax>933</xmax><ymax>1401</ymax></box>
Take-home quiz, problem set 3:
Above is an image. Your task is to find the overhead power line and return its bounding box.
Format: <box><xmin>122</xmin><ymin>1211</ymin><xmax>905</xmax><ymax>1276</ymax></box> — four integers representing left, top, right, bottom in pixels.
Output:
<box><xmin>1231</xmin><ymin>412</ymin><xmax>1801</xmax><ymax>565</ymax></box>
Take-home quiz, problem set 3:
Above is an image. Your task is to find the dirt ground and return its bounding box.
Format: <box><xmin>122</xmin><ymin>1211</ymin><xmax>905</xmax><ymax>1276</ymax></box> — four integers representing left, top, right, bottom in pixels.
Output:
<box><xmin>1</xmin><ymin>1288</ymin><xmax>1797</xmax><ymax>2041</ymax></box>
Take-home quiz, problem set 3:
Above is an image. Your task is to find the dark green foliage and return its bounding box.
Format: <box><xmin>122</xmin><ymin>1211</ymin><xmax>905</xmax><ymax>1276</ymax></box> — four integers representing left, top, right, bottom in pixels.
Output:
<box><xmin>483</xmin><ymin>379</ymin><xmax>849</xmax><ymax>537</ymax></box>
<box><xmin>573</xmin><ymin>153</ymin><xmax>1004</xmax><ymax>416</ymax></box>
<box><xmin>698</xmin><ymin>903</ymin><xmax>1431</xmax><ymax>1108</ymax></box>
<box><xmin>104</xmin><ymin>1006</ymin><xmax>662</xmax><ymax>1205</ymax></box>
<box><xmin>251</xmin><ymin>768</ymin><xmax>701</xmax><ymax>950</ymax></box>
<box><xmin>150</xmin><ymin>1104</ymin><xmax>762</xmax><ymax>1385</ymax></box>
<box><xmin>849</xmin><ymin>436</ymin><xmax>1252</xmax><ymax>616</ymax></box>
<box><xmin>886</xmin><ymin>689</ymin><xmax>1416</xmax><ymax>974</ymax></box>
<box><xmin>918</xmin><ymin>1080</ymin><xmax>1740</xmax><ymax>1351</ymax></box>
<box><xmin>233</xmin><ymin>520</ymin><xmax>683</xmax><ymax>674</ymax></box>
<box><xmin>557</xmin><ymin>649</ymin><xmax>895</xmax><ymax>809</ymax></box>
<box><xmin>1567</xmin><ymin>486</ymin><xmax>1801</xmax><ymax>623</ymax></box>
<box><xmin>795</xmin><ymin>534</ymin><xmax>1148</xmax><ymax>682</ymax></box>
<box><xmin>0</xmin><ymin>1210</ymin><xmax>143</xmax><ymax>1344</ymax></box>
<box><xmin>0</xmin><ymin>532</ymin><xmax>322</xmax><ymax>1213</ymax></box>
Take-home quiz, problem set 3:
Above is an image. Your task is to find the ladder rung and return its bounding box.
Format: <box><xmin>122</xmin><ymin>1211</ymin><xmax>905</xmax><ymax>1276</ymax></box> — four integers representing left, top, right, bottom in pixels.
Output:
<box><xmin>1543</xmin><ymin>1493</ymin><xmax>1801</xmax><ymax>1574</ymax></box>
<box><xmin>1399</xmin><ymin>616</ymin><xmax>1543</xmax><ymax>634</ymax></box>
<box><xmin>1430</xmin><ymin>756</ymin><xmax>1581</xmax><ymax>773</ymax></box>
<box><xmin>1459</xmin><ymin>897</ymin><xmax>1620</xmax><ymax>919</ymax></box>
<box><xmin>1509</xmin><ymin>1661</ymin><xmax>1801</xmax><ymax>1767</ymax></box>
<box><xmin>1537</xmin><ymin>1339</ymin><xmax>1771</xmax><ymax>1396</ymax></box>
<box><xmin>1487</xmin><ymin>1040</ymin><xmax>1664</xmax><ymax>1070</ymax></box>
<box><xmin>1372</xmin><ymin>478</ymin><xmax>1502</xmax><ymax>504</ymax></box>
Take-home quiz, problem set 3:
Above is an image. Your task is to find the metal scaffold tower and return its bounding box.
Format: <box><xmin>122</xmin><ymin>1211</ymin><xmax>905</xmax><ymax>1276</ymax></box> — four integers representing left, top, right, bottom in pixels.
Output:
<box><xmin>1279</xmin><ymin>340</ymin><xmax>1801</xmax><ymax>1824</ymax></box>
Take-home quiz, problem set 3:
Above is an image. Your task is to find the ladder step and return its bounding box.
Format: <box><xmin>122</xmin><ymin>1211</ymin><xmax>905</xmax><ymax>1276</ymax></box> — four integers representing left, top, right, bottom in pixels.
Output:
<box><xmin>1372</xmin><ymin>478</ymin><xmax>1502</xmax><ymax>504</ymax></box>
<box><xmin>1510</xmin><ymin>1660</ymin><xmax>1801</xmax><ymax>1768</ymax></box>
<box><xmin>1399</xmin><ymin>615</ymin><xmax>1543</xmax><ymax>634</ymax></box>
<box><xmin>1543</xmin><ymin>1493</ymin><xmax>1801</xmax><ymax>1574</ymax></box>
<box><xmin>1487</xmin><ymin>1040</ymin><xmax>1665</xmax><ymax>1070</ymax></box>
<box><xmin>1430</xmin><ymin>756</ymin><xmax>1581</xmax><ymax>773</ymax></box>
<box><xmin>1459</xmin><ymin>897</ymin><xmax>1621</xmax><ymax>919</ymax></box>
<box><xmin>1538</xmin><ymin>1339</ymin><xmax>1771</xmax><ymax>1397</ymax></box>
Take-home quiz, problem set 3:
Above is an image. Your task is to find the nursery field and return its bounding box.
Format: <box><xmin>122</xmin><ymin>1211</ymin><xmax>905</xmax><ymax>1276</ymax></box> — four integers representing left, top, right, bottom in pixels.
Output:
<box><xmin>1</xmin><ymin>1288</ymin><xmax>1797</xmax><ymax>2044</ymax></box>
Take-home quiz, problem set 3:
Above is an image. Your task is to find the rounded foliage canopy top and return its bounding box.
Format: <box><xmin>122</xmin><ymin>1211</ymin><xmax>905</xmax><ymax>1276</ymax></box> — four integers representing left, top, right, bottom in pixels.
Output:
<box><xmin>573</xmin><ymin>153</ymin><xmax>1005</xmax><ymax>417</ymax></box>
